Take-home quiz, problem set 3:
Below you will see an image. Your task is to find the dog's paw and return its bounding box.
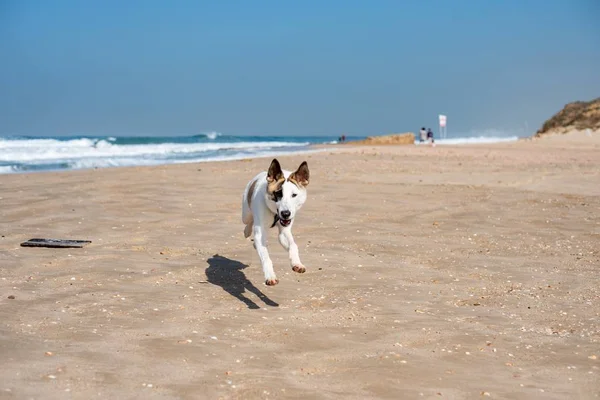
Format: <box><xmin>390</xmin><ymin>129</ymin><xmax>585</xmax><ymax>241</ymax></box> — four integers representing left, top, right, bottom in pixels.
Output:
<box><xmin>292</xmin><ymin>265</ymin><xmax>306</xmax><ymax>274</ymax></box>
<box><xmin>265</xmin><ymin>278</ymin><xmax>279</xmax><ymax>286</ymax></box>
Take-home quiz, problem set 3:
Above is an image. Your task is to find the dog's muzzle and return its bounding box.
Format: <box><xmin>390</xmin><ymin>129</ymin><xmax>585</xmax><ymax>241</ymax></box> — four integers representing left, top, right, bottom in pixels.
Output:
<box><xmin>272</xmin><ymin>210</ymin><xmax>292</xmax><ymax>227</ymax></box>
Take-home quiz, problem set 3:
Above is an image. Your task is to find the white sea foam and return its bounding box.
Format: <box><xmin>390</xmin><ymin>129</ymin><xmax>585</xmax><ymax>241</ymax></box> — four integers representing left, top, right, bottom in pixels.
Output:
<box><xmin>0</xmin><ymin>138</ymin><xmax>308</xmax><ymax>163</ymax></box>
<box><xmin>0</xmin><ymin>136</ymin><xmax>314</xmax><ymax>173</ymax></box>
<box><xmin>69</xmin><ymin>157</ymin><xmax>170</xmax><ymax>170</ymax></box>
<box><xmin>0</xmin><ymin>166</ymin><xmax>18</xmax><ymax>174</ymax></box>
<box><xmin>68</xmin><ymin>148</ymin><xmax>327</xmax><ymax>170</ymax></box>
<box><xmin>204</xmin><ymin>131</ymin><xmax>221</xmax><ymax>140</ymax></box>
<box><xmin>0</xmin><ymin>137</ymin><xmax>99</xmax><ymax>150</ymax></box>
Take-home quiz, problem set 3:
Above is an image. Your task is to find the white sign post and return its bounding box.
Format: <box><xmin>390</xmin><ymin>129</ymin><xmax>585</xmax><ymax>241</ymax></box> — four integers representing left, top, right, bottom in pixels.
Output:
<box><xmin>438</xmin><ymin>114</ymin><xmax>447</xmax><ymax>139</ymax></box>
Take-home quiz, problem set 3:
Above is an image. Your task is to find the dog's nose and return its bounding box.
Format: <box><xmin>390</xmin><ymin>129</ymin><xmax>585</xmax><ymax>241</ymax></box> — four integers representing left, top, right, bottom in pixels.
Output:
<box><xmin>280</xmin><ymin>210</ymin><xmax>291</xmax><ymax>219</ymax></box>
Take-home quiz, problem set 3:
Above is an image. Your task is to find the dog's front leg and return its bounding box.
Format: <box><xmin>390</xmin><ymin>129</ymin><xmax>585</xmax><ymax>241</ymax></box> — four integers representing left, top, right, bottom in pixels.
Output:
<box><xmin>253</xmin><ymin>224</ymin><xmax>278</xmax><ymax>285</ymax></box>
<box><xmin>278</xmin><ymin>225</ymin><xmax>306</xmax><ymax>274</ymax></box>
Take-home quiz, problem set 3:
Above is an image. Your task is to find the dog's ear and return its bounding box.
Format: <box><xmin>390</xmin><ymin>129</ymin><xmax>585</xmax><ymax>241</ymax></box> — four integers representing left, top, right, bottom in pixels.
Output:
<box><xmin>290</xmin><ymin>161</ymin><xmax>309</xmax><ymax>187</ymax></box>
<box><xmin>267</xmin><ymin>159</ymin><xmax>284</xmax><ymax>183</ymax></box>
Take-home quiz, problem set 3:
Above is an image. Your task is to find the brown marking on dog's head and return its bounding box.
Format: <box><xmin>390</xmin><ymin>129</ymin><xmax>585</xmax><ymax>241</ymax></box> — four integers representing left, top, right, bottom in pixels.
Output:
<box><xmin>266</xmin><ymin>159</ymin><xmax>285</xmax><ymax>194</ymax></box>
<box><xmin>288</xmin><ymin>161</ymin><xmax>310</xmax><ymax>187</ymax></box>
<box><xmin>247</xmin><ymin>179</ymin><xmax>258</xmax><ymax>208</ymax></box>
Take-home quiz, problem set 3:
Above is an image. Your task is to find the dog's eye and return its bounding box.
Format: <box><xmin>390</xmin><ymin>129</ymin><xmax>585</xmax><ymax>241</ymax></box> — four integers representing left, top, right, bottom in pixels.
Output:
<box><xmin>292</xmin><ymin>193</ymin><xmax>298</xmax><ymax>198</ymax></box>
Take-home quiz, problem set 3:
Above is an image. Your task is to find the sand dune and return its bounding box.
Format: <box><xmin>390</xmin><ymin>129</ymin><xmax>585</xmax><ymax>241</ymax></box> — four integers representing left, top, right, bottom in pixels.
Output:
<box><xmin>344</xmin><ymin>132</ymin><xmax>415</xmax><ymax>145</ymax></box>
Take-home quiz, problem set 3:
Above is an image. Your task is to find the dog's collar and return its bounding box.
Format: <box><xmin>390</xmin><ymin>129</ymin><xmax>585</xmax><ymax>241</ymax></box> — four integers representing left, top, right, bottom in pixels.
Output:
<box><xmin>271</xmin><ymin>214</ymin><xmax>279</xmax><ymax>228</ymax></box>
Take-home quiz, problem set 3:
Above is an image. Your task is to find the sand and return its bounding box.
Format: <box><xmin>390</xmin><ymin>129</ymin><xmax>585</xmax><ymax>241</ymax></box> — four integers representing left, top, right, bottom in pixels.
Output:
<box><xmin>1</xmin><ymin>131</ymin><xmax>599</xmax><ymax>399</ymax></box>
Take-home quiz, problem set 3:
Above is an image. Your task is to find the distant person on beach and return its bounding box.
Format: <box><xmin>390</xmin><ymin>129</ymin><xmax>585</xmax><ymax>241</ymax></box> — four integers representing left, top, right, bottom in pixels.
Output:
<box><xmin>419</xmin><ymin>127</ymin><xmax>427</xmax><ymax>142</ymax></box>
<box><xmin>427</xmin><ymin>128</ymin><xmax>434</xmax><ymax>145</ymax></box>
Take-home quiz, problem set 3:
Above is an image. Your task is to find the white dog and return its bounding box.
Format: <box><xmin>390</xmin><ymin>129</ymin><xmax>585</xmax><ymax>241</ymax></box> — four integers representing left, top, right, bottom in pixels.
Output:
<box><xmin>242</xmin><ymin>158</ymin><xmax>310</xmax><ymax>286</ymax></box>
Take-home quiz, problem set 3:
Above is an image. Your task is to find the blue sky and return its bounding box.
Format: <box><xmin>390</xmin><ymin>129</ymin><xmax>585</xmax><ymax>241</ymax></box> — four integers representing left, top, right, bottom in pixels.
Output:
<box><xmin>1</xmin><ymin>0</ymin><xmax>599</xmax><ymax>137</ymax></box>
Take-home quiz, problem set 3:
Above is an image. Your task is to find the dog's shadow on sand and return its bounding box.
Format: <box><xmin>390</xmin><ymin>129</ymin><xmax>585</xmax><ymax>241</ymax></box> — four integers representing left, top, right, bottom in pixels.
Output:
<box><xmin>205</xmin><ymin>254</ymin><xmax>279</xmax><ymax>309</ymax></box>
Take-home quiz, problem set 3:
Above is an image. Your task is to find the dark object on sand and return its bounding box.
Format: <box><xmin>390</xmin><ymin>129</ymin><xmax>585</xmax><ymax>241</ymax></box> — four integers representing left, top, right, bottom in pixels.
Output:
<box><xmin>20</xmin><ymin>238</ymin><xmax>92</xmax><ymax>248</ymax></box>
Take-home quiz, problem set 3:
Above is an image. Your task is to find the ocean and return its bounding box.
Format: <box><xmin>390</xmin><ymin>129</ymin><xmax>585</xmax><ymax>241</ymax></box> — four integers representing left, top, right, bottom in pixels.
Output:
<box><xmin>0</xmin><ymin>132</ymin><xmax>520</xmax><ymax>174</ymax></box>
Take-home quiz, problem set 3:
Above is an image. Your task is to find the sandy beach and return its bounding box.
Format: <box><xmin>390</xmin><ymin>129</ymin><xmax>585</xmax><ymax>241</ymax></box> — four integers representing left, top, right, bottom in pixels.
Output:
<box><xmin>1</xmin><ymin>132</ymin><xmax>599</xmax><ymax>399</ymax></box>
